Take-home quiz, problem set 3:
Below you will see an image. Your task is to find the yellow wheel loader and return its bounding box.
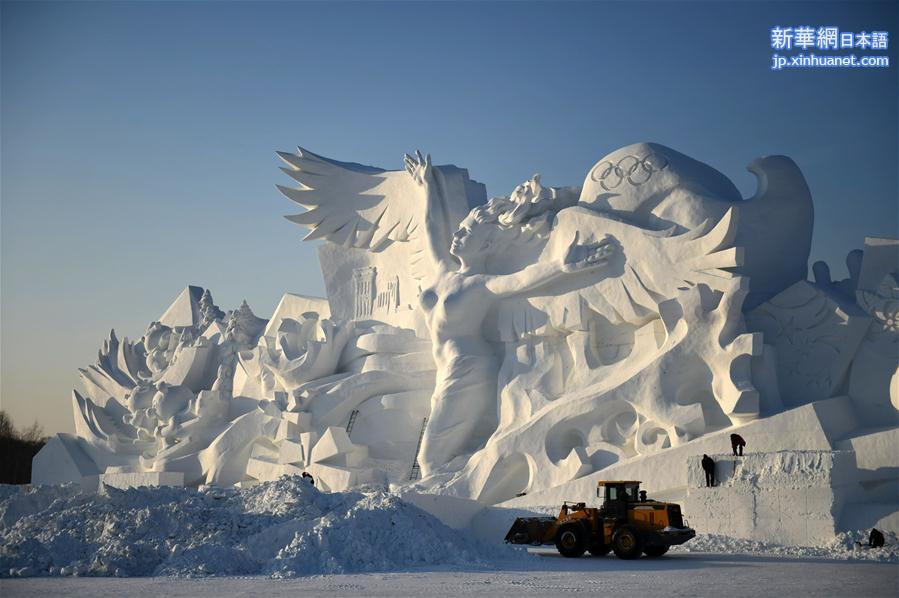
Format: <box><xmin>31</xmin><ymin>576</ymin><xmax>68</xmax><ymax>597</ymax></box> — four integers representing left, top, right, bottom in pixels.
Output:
<box><xmin>504</xmin><ymin>480</ymin><xmax>695</xmax><ymax>559</ymax></box>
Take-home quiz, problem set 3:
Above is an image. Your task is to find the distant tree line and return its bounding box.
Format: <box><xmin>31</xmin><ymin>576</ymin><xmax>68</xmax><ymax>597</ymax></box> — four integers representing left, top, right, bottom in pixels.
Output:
<box><xmin>0</xmin><ymin>411</ymin><xmax>47</xmax><ymax>484</ymax></box>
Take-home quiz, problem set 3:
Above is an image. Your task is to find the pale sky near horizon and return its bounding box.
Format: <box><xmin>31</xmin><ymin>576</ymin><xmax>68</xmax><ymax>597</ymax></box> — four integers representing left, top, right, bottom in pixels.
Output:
<box><xmin>2</xmin><ymin>1</ymin><xmax>897</xmax><ymax>435</ymax></box>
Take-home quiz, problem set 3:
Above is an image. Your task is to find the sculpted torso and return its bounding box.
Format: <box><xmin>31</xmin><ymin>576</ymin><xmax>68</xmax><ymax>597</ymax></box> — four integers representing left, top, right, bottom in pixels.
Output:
<box><xmin>419</xmin><ymin>271</ymin><xmax>494</xmax><ymax>361</ymax></box>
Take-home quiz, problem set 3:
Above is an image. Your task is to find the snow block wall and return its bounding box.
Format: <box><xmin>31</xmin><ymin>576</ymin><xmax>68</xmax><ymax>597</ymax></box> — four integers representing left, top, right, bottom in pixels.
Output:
<box><xmin>497</xmin><ymin>397</ymin><xmax>859</xmax><ymax>510</ymax></box>
<box><xmin>835</xmin><ymin>427</ymin><xmax>899</xmax><ymax>534</ymax></box>
<box><xmin>685</xmin><ymin>451</ymin><xmax>856</xmax><ymax>546</ymax></box>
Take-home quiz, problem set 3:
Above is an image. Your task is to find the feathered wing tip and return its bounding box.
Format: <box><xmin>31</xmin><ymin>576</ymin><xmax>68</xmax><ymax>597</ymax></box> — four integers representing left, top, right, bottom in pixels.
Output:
<box><xmin>574</xmin><ymin>206</ymin><xmax>746</xmax><ymax>326</ymax></box>
<box><xmin>277</xmin><ymin>146</ymin><xmax>421</xmax><ymax>250</ymax></box>
<box><xmin>696</xmin><ymin>207</ymin><xmax>740</xmax><ymax>255</ymax></box>
<box><xmin>278</xmin><ymin>147</ymin><xmax>358</xmax><ymax>245</ymax></box>
<box><xmin>275</xmin><ymin>147</ymin><xmax>337</xmax><ymax>207</ymax></box>
<box><xmin>277</xmin><ymin>146</ymin><xmax>334</xmax><ymax>174</ymax></box>
<box><xmin>674</xmin><ymin>208</ymin><xmax>743</xmax><ymax>288</ymax></box>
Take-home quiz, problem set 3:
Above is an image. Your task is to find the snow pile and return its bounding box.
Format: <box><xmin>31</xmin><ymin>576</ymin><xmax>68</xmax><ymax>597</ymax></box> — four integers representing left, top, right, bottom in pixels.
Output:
<box><xmin>671</xmin><ymin>531</ymin><xmax>899</xmax><ymax>563</ymax></box>
<box><xmin>0</xmin><ymin>477</ymin><xmax>525</xmax><ymax>578</ymax></box>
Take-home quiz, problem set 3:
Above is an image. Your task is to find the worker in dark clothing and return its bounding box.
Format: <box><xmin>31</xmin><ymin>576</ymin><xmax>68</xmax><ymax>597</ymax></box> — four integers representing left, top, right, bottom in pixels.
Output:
<box><xmin>701</xmin><ymin>454</ymin><xmax>716</xmax><ymax>487</ymax></box>
<box><xmin>730</xmin><ymin>433</ymin><xmax>746</xmax><ymax>456</ymax></box>
<box><xmin>869</xmin><ymin>528</ymin><xmax>885</xmax><ymax>548</ymax></box>
<box><xmin>855</xmin><ymin>528</ymin><xmax>885</xmax><ymax>548</ymax></box>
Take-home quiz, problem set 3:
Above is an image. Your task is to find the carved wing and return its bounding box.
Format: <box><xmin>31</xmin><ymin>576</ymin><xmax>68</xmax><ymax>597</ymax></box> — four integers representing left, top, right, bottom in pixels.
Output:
<box><xmin>488</xmin><ymin>205</ymin><xmax>743</xmax><ymax>340</ymax></box>
<box><xmin>277</xmin><ymin>147</ymin><xmax>424</xmax><ymax>249</ymax></box>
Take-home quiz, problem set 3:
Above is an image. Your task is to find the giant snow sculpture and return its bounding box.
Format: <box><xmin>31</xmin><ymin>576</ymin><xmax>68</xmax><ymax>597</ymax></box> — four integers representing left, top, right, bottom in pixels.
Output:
<box><xmin>33</xmin><ymin>143</ymin><xmax>898</xmax><ymax>532</ymax></box>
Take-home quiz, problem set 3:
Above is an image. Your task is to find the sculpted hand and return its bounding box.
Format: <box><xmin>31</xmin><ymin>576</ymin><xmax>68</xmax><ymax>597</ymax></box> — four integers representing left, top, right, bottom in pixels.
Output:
<box><xmin>561</xmin><ymin>232</ymin><xmax>614</xmax><ymax>273</ymax></box>
<box><xmin>404</xmin><ymin>150</ymin><xmax>433</xmax><ymax>187</ymax></box>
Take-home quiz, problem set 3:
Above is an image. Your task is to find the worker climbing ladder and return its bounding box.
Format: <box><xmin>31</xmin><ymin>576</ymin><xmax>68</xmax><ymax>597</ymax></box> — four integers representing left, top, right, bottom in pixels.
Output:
<box><xmin>409</xmin><ymin>417</ymin><xmax>428</xmax><ymax>481</ymax></box>
<box><xmin>345</xmin><ymin>409</ymin><xmax>360</xmax><ymax>436</ymax></box>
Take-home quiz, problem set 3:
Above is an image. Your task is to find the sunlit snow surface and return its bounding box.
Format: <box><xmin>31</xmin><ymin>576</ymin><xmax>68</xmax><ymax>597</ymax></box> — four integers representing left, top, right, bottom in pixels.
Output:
<box><xmin>0</xmin><ymin>477</ymin><xmax>518</xmax><ymax>578</ymax></box>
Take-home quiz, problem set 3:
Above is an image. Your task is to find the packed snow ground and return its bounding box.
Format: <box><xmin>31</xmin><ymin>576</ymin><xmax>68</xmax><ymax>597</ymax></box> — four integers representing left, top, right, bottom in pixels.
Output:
<box><xmin>2</xmin><ymin>554</ymin><xmax>898</xmax><ymax>598</ymax></box>
<box><xmin>672</xmin><ymin>530</ymin><xmax>899</xmax><ymax>563</ymax></box>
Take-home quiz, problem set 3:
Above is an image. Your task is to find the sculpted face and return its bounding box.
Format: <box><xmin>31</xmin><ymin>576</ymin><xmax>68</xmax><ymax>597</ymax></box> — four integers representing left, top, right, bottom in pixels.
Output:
<box><xmin>450</xmin><ymin>215</ymin><xmax>493</xmax><ymax>259</ymax></box>
<box><xmin>510</xmin><ymin>178</ymin><xmax>540</xmax><ymax>203</ymax></box>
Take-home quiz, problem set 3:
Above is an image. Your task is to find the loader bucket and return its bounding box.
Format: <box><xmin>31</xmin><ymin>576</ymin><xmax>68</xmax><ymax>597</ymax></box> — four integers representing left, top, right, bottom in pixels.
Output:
<box><xmin>504</xmin><ymin>516</ymin><xmax>558</xmax><ymax>546</ymax></box>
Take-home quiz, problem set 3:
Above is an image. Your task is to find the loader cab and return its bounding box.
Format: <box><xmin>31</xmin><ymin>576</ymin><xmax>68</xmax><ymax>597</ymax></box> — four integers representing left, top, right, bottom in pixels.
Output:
<box><xmin>597</xmin><ymin>481</ymin><xmax>641</xmax><ymax>519</ymax></box>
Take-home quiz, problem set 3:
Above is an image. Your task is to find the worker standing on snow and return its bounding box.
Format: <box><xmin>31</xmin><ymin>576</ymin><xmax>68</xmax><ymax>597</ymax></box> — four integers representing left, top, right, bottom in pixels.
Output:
<box><xmin>730</xmin><ymin>433</ymin><xmax>746</xmax><ymax>456</ymax></box>
<box><xmin>701</xmin><ymin>454</ymin><xmax>716</xmax><ymax>487</ymax></box>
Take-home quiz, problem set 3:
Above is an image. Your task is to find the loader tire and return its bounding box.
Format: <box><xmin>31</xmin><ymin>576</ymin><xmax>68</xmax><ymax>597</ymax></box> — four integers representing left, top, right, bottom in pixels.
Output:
<box><xmin>612</xmin><ymin>525</ymin><xmax>642</xmax><ymax>560</ymax></box>
<box><xmin>643</xmin><ymin>546</ymin><xmax>669</xmax><ymax>558</ymax></box>
<box><xmin>588</xmin><ymin>544</ymin><xmax>612</xmax><ymax>556</ymax></box>
<box><xmin>555</xmin><ymin>524</ymin><xmax>587</xmax><ymax>558</ymax></box>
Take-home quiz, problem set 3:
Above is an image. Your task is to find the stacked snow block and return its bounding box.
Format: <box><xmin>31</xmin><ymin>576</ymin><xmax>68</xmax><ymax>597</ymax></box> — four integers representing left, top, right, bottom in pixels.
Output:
<box><xmin>306</xmin><ymin>426</ymin><xmax>380</xmax><ymax>491</ymax></box>
<box><xmin>31</xmin><ymin>434</ymin><xmax>101</xmax><ymax>490</ymax></box>
<box><xmin>835</xmin><ymin>427</ymin><xmax>899</xmax><ymax>533</ymax></box>
<box><xmin>684</xmin><ymin>451</ymin><xmax>856</xmax><ymax>546</ymax></box>
<box><xmin>244</xmin><ymin>411</ymin><xmax>313</xmax><ymax>484</ymax></box>
<box><xmin>99</xmin><ymin>470</ymin><xmax>184</xmax><ymax>489</ymax></box>
<box><xmin>243</xmin><ymin>410</ymin><xmax>378</xmax><ymax>491</ymax></box>
<box><xmin>498</xmin><ymin>397</ymin><xmax>860</xmax><ymax>512</ymax></box>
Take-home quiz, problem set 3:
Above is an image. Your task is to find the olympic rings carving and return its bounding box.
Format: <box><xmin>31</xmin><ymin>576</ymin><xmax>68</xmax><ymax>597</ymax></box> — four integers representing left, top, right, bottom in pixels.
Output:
<box><xmin>590</xmin><ymin>152</ymin><xmax>670</xmax><ymax>191</ymax></box>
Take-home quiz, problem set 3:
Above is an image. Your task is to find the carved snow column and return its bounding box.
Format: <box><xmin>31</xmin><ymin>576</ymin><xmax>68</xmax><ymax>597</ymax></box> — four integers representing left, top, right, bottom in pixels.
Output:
<box><xmin>375</xmin><ymin>274</ymin><xmax>400</xmax><ymax>318</ymax></box>
<box><xmin>353</xmin><ymin>266</ymin><xmax>377</xmax><ymax>320</ymax></box>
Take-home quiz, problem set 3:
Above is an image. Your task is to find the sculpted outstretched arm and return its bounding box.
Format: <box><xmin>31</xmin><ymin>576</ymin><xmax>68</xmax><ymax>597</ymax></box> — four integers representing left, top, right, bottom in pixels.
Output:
<box><xmin>405</xmin><ymin>151</ymin><xmax>454</xmax><ymax>272</ymax></box>
<box><xmin>485</xmin><ymin>261</ymin><xmax>565</xmax><ymax>297</ymax></box>
<box><xmin>485</xmin><ymin>232</ymin><xmax>614</xmax><ymax>298</ymax></box>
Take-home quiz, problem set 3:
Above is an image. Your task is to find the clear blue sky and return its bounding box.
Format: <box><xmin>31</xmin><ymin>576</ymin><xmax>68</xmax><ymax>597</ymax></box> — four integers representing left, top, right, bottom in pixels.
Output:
<box><xmin>2</xmin><ymin>1</ymin><xmax>897</xmax><ymax>434</ymax></box>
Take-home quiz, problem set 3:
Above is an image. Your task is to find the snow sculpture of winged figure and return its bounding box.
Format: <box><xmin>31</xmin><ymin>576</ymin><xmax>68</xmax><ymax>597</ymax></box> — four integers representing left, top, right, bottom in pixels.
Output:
<box><xmin>279</xmin><ymin>147</ymin><xmax>613</xmax><ymax>477</ymax></box>
<box><xmin>32</xmin><ymin>140</ymin><xmax>824</xmax><ymax>498</ymax></box>
<box><xmin>402</xmin><ymin>151</ymin><xmax>613</xmax><ymax>476</ymax></box>
<box><xmin>278</xmin><ymin>142</ymin><xmax>813</xmax><ymax>487</ymax></box>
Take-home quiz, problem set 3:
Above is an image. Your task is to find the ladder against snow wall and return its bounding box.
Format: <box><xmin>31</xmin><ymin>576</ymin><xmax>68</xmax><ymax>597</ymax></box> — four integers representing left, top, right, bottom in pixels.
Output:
<box><xmin>684</xmin><ymin>448</ymin><xmax>897</xmax><ymax>546</ymax></box>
